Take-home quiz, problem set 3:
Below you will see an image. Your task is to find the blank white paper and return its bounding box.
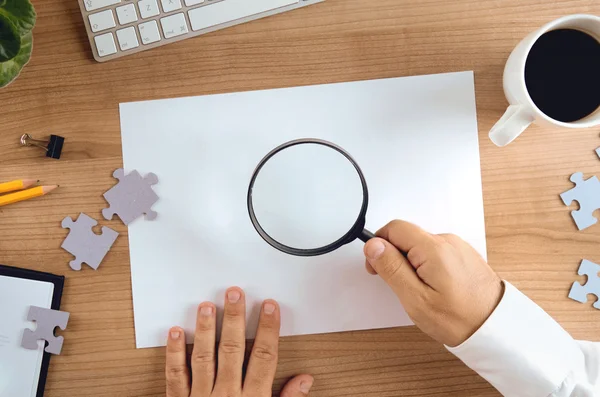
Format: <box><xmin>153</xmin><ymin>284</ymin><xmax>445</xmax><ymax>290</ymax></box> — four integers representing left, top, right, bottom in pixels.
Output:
<box><xmin>120</xmin><ymin>71</ymin><xmax>486</xmax><ymax>349</ymax></box>
<box><xmin>0</xmin><ymin>276</ymin><xmax>54</xmax><ymax>397</ymax></box>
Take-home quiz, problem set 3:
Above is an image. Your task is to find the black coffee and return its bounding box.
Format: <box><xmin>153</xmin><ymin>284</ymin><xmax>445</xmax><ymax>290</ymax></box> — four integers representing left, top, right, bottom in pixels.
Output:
<box><xmin>525</xmin><ymin>28</ymin><xmax>600</xmax><ymax>123</ymax></box>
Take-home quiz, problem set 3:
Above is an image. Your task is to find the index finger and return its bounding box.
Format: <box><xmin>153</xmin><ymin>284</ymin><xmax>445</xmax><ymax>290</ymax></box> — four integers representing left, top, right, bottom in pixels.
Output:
<box><xmin>376</xmin><ymin>220</ymin><xmax>436</xmax><ymax>253</ymax></box>
<box><xmin>165</xmin><ymin>327</ymin><xmax>191</xmax><ymax>397</ymax></box>
<box><xmin>214</xmin><ymin>287</ymin><xmax>246</xmax><ymax>395</ymax></box>
<box><xmin>243</xmin><ymin>300</ymin><xmax>281</xmax><ymax>396</ymax></box>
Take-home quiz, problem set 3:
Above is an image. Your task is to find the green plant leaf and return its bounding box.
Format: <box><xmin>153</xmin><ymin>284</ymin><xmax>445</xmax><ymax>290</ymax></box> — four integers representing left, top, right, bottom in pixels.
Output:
<box><xmin>0</xmin><ymin>30</ymin><xmax>31</xmax><ymax>88</ymax></box>
<box><xmin>0</xmin><ymin>0</ymin><xmax>36</xmax><ymax>36</ymax></box>
<box><xmin>0</xmin><ymin>15</ymin><xmax>19</xmax><ymax>61</ymax></box>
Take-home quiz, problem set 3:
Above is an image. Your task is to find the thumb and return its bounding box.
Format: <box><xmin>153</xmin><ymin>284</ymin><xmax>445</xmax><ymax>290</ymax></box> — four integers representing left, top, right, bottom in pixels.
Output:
<box><xmin>364</xmin><ymin>238</ymin><xmax>423</xmax><ymax>294</ymax></box>
<box><xmin>280</xmin><ymin>374</ymin><xmax>314</xmax><ymax>397</ymax></box>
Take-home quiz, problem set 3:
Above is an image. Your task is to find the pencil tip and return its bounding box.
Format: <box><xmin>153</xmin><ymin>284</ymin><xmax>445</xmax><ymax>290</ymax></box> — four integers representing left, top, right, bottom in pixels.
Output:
<box><xmin>42</xmin><ymin>185</ymin><xmax>59</xmax><ymax>194</ymax></box>
<box><xmin>22</xmin><ymin>179</ymin><xmax>39</xmax><ymax>188</ymax></box>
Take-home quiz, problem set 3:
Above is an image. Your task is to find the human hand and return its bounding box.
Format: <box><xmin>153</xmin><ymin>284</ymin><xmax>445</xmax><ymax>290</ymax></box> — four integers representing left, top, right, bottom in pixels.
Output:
<box><xmin>165</xmin><ymin>287</ymin><xmax>313</xmax><ymax>397</ymax></box>
<box><xmin>363</xmin><ymin>220</ymin><xmax>503</xmax><ymax>347</ymax></box>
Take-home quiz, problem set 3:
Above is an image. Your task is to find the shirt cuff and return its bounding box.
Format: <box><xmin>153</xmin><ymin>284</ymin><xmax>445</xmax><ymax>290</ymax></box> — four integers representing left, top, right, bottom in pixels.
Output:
<box><xmin>446</xmin><ymin>281</ymin><xmax>584</xmax><ymax>397</ymax></box>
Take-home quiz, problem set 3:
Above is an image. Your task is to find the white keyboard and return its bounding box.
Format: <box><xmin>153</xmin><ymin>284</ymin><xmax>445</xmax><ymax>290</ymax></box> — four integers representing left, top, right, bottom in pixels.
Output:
<box><xmin>78</xmin><ymin>0</ymin><xmax>324</xmax><ymax>62</ymax></box>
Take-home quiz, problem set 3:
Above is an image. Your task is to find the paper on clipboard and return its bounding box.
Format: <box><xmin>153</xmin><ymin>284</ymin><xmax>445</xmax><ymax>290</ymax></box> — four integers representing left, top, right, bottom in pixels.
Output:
<box><xmin>0</xmin><ymin>276</ymin><xmax>54</xmax><ymax>397</ymax></box>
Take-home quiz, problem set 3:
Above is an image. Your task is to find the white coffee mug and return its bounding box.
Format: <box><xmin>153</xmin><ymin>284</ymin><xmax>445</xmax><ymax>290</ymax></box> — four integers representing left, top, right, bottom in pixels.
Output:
<box><xmin>489</xmin><ymin>14</ymin><xmax>600</xmax><ymax>147</ymax></box>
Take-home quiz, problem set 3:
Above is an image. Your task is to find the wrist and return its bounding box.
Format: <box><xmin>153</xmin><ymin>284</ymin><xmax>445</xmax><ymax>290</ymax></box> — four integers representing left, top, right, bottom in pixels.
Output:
<box><xmin>450</xmin><ymin>277</ymin><xmax>504</xmax><ymax>347</ymax></box>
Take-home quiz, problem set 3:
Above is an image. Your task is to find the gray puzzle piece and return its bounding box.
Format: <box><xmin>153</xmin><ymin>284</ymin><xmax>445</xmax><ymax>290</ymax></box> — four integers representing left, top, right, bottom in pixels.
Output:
<box><xmin>560</xmin><ymin>172</ymin><xmax>600</xmax><ymax>230</ymax></box>
<box><xmin>102</xmin><ymin>169</ymin><xmax>159</xmax><ymax>225</ymax></box>
<box><xmin>61</xmin><ymin>213</ymin><xmax>119</xmax><ymax>271</ymax></box>
<box><xmin>21</xmin><ymin>306</ymin><xmax>70</xmax><ymax>355</ymax></box>
<box><xmin>596</xmin><ymin>147</ymin><xmax>599</xmax><ymax>159</ymax></box>
<box><xmin>569</xmin><ymin>259</ymin><xmax>600</xmax><ymax>310</ymax></box>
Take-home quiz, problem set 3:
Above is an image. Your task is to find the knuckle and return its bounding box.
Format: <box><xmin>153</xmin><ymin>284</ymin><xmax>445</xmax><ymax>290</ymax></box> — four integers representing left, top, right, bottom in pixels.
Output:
<box><xmin>430</xmin><ymin>234</ymin><xmax>447</xmax><ymax>247</ymax></box>
<box><xmin>217</xmin><ymin>393</ymin><xmax>237</xmax><ymax>397</ymax></box>
<box><xmin>166</xmin><ymin>364</ymin><xmax>187</xmax><ymax>380</ymax></box>
<box><xmin>259</xmin><ymin>317</ymin><xmax>279</xmax><ymax>331</ymax></box>
<box><xmin>191</xmin><ymin>350</ymin><xmax>214</xmax><ymax>365</ymax></box>
<box><xmin>386</xmin><ymin>219</ymin><xmax>403</xmax><ymax>232</ymax></box>
<box><xmin>252</xmin><ymin>343</ymin><xmax>278</xmax><ymax>361</ymax></box>
<box><xmin>440</xmin><ymin>233</ymin><xmax>462</xmax><ymax>245</ymax></box>
<box><xmin>223</xmin><ymin>309</ymin><xmax>243</xmax><ymax>321</ymax></box>
<box><xmin>406</xmin><ymin>247</ymin><xmax>422</xmax><ymax>265</ymax></box>
<box><xmin>195</xmin><ymin>321</ymin><xmax>214</xmax><ymax>333</ymax></box>
<box><xmin>219</xmin><ymin>339</ymin><xmax>244</xmax><ymax>354</ymax></box>
<box><xmin>439</xmin><ymin>241</ymin><xmax>458</xmax><ymax>257</ymax></box>
<box><xmin>430</xmin><ymin>236</ymin><xmax>454</xmax><ymax>256</ymax></box>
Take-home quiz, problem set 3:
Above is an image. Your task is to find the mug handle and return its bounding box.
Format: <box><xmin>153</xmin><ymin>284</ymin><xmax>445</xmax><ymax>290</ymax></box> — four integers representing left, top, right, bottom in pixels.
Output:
<box><xmin>489</xmin><ymin>105</ymin><xmax>535</xmax><ymax>147</ymax></box>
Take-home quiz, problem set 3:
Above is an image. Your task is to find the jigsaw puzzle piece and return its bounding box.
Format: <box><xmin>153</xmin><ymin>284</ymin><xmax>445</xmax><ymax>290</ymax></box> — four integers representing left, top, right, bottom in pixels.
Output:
<box><xmin>102</xmin><ymin>171</ymin><xmax>137</xmax><ymax>223</ymax></box>
<box><xmin>560</xmin><ymin>173</ymin><xmax>586</xmax><ymax>206</ymax></box>
<box><xmin>560</xmin><ymin>173</ymin><xmax>600</xmax><ymax>230</ymax></box>
<box><xmin>569</xmin><ymin>259</ymin><xmax>600</xmax><ymax>310</ymax></box>
<box><xmin>102</xmin><ymin>169</ymin><xmax>159</xmax><ymax>225</ymax></box>
<box><xmin>142</xmin><ymin>173</ymin><xmax>159</xmax><ymax>221</ymax></box>
<box><xmin>596</xmin><ymin>147</ymin><xmax>600</xmax><ymax>160</ymax></box>
<box><xmin>21</xmin><ymin>306</ymin><xmax>70</xmax><ymax>355</ymax></box>
<box><xmin>102</xmin><ymin>172</ymin><xmax>143</xmax><ymax>224</ymax></box>
<box><xmin>113</xmin><ymin>168</ymin><xmax>126</xmax><ymax>180</ymax></box>
<box><xmin>61</xmin><ymin>213</ymin><xmax>118</xmax><ymax>271</ymax></box>
<box><xmin>62</xmin><ymin>213</ymin><xmax>97</xmax><ymax>231</ymax></box>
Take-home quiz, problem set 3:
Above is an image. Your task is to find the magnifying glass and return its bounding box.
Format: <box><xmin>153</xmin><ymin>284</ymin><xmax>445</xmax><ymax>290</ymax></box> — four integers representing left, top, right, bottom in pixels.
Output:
<box><xmin>247</xmin><ymin>138</ymin><xmax>375</xmax><ymax>257</ymax></box>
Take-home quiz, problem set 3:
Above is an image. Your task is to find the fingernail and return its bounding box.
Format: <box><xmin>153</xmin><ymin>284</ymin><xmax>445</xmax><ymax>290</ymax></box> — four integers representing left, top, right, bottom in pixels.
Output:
<box><xmin>200</xmin><ymin>306</ymin><xmax>213</xmax><ymax>316</ymax></box>
<box><xmin>170</xmin><ymin>330</ymin><xmax>180</xmax><ymax>340</ymax></box>
<box><xmin>263</xmin><ymin>302</ymin><xmax>276</xmax><ymax>315</ymax></box>
<box><xmin>227</xmin><ymin>290</ymin><xmax>241</xmax><ymax>303</ymax></box>
<box><xmin>300</xmin><ymin>379</ymin><xmax>313</xmax><ymax>394</ymax></box>
<box><xmin>366</xmin><ymin>239</ymin><xmax>385</xmax><ymax>260</ymax></box>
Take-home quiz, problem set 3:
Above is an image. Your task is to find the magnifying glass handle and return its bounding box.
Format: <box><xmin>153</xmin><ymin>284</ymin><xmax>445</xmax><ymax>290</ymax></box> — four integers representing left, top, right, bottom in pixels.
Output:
<box><xmin>358</xmin><ymin>229</ymin><xmax>375</xmax><ymax>243</ymax></box>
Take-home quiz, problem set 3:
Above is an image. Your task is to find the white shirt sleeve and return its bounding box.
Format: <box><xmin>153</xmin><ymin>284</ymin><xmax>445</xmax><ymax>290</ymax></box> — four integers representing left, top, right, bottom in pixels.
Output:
<box><xmin>445</xmin><ymin>281</ymin><xmax>600</xmax><ymax>397</ymax></box>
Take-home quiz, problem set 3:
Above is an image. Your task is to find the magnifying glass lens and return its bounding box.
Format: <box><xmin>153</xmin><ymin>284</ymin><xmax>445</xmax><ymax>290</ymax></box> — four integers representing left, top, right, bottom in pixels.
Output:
<box><xmin>251</xmin><ymin>143</ymin><xmax>364</xmax><ymax>250</ymax></box>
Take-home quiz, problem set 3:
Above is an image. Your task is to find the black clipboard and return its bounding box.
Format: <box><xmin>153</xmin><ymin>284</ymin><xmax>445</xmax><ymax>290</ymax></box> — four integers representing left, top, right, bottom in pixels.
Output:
<box><xmin>0</xmin><ymin>264</ymin><xmax>65</xmax><ymax>397</ymax></box>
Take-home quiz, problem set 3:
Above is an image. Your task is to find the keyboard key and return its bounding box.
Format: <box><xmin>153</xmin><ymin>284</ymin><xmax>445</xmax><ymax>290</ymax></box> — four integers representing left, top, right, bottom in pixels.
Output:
<box><xmin>89</xmin><ymin>9</ymin><xmax>116</xmax><ymax>32</ymax></box>
<box><xmin>138</xmin><ymin>20</ymin><xmax>161</xmax><ymax>44</ymax></box>
<box><xmin>116</xmin><ymin>26</ymin><xmax>139</xmax><ymax>50</ymax></box>
<box><xmin>138</xmin><ymin>0</ymin><xmax>160</xmax><ymax>19</ymax></box>
<box><xmin>160</xmin><ymin>13</ymin><xmax>188</xmax><ymax>38</ymax></box>
<box><xmin>184</xmin><ymin>0</ymin><xmax>203</xmax><ymax>7</ymax></box>
<box><xmin>94</xmin><ymin>32</ymin><xmax>117</xmax><ymax>56</ymax></box>
<box><xmin>116</xmin><ymin>3</ymin><xmax>138</xmax><ymax>25</ymax></box>
<box><xmin>188</xmin><ymin>0</ymin><xmax>298</xmax><ymax>31</ymax></box>
<box><xmin>160</xmin><ymin>0</ymin><xmax>182</xmax><ymax>13</ymax></box>
<box><xmin>83</xmin><ymin>0</ymin><xmax>120</xmax><ymax>12</ymax></box>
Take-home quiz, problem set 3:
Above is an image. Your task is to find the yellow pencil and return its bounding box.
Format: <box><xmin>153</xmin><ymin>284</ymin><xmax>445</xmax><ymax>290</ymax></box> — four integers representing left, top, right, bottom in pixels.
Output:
<box><xmin>0</xmin><ymin>179</ymin><xmax>38</xmax><ymax>194</ymax></box>
<box><xmin>0</xmin><ymin>186</ymin><xmax>58</xmax><ymax>207</ymax></box>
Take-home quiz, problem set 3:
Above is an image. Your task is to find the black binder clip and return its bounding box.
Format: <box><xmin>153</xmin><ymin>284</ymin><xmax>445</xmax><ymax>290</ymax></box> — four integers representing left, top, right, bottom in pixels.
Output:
<box><xmin>20</xmin><ymin>134</ymin><xmax>65</xmax><ymax>159</ymax></box>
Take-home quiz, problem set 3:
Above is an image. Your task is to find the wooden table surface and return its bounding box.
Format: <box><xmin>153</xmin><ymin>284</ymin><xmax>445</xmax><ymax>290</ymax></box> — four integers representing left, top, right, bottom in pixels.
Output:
<box><xmin>1</xmin><ymin>0</ymin><xmax>599</xmax><ymax>395</ymax></box>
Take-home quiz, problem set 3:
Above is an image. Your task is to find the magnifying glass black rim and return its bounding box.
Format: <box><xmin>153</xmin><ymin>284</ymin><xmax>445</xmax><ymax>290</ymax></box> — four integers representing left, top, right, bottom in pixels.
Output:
<box><xmin>247</xmin><ymin>138</ymin><xmax>369</xmax><ymax>257</ymax></box>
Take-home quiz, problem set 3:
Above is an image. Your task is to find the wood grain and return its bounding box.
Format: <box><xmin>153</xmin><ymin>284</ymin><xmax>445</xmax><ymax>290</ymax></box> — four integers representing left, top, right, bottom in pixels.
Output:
<box><xmin>1</xmin><ymin>0</ymin><xmax>599</xmax><ymax>395</ymax></box>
